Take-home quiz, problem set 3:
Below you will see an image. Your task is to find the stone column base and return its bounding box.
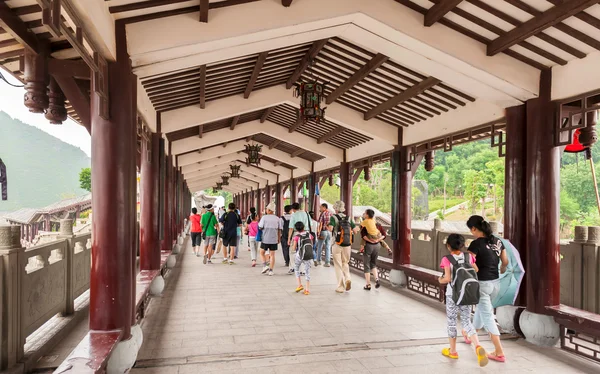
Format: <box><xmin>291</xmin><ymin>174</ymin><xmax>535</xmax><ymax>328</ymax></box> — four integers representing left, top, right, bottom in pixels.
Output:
<box><xmin>519</xmin><ymin>310</ymin><xmax>560</xmax><ymax>347</ymax></box>
<box><xmin>172</xmin><ymin>243</ymin><xmax>181</xmax><ymax>254</ymax></box>
<box><xmin>389</xmin><ymin>269</ymin><xmax>407</xmax><ymax>287</ymax></box>
<box><xmin>496</xmin><ymin>306</ymin><xmax>523</xmax><ymax>336</ymax></box>
<box><xmin>106</xmin><ymin>337</ymin><xmax>138</xmax><ymax>374</ymax></box>
<box><xmin>178</xmin><ymin>236</ymin><xmax>184</xmax><ymax>245</ymax></box>
<box><xmin>150</xmin><ymin>275</ymin><xmax>165</xmax><ymax>296</ymax></box>
<box><xmin>166</xmin><ymin>254</ymin><xmax>177</xmax><ymax>268</ymax></box>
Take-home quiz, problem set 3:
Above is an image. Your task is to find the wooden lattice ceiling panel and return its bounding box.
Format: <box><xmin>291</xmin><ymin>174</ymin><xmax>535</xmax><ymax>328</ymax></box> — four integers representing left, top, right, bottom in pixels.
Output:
<box><xmin>302</xmin><ymin>37</ymin><xmax>473</xmax><ymax>128</ymax></box>
<box><xmin>250</xmin><ymin>133</ymin><xmax>324</xmax><ymax>163</ymax></box>
<box><xmin>397</xmin><ymin>0</ymin><xmax>600</xmax><ymax>70</ymax></box>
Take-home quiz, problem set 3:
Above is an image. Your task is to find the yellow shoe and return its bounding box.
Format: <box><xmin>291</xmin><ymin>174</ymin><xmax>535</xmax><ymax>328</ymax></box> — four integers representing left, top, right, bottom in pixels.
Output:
<box><xmin>476</xmin><ymin>345</ymin><xmax>489</xmax><ymax>367</ymax></box>
<box><xmin>295</xmin><ymin>285</ymin><xmax>304</xmax><ymax>293</ymax></box>
<box><xmin>442</xmin><ymin>348</ymin><xmax>458</xmax><ymax>359</ymax></box>
<box><xmin>303</xmin><ymin>290</ymin><xmax>310</xmax><ymax>295</ymax></box>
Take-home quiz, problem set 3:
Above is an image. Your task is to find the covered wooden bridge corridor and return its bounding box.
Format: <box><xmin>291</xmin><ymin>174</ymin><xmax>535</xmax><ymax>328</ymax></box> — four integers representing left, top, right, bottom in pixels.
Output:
<box><xmin>0</xmin><ymin>0</ymin><xmax>600</xmax><ymax>372</ymax></box>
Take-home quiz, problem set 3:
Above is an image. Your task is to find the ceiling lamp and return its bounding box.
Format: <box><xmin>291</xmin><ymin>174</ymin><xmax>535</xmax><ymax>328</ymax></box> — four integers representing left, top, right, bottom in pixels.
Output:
<box><xmin>215</xmin><ymin>182</ymin><xmax>223</xmax><ymax>191</ymax></box>
<box><xmin>230</xmin><ymin>164</ymin><xmax>241</xmax><ymax>178</ymax></box>
<box><xmin>221</xmin><ymin>174</ymin><xmax>230</xmax><ymax>186</ymax></box>
<box><xmin>245</xmin><ymin>143</ymin><xmax>262</xmax><ymax>167</ymax></box>
<box><xmin>294</xmin><ymin>81</ymin><xmax>326</xmax><ymax>124</ymax></box>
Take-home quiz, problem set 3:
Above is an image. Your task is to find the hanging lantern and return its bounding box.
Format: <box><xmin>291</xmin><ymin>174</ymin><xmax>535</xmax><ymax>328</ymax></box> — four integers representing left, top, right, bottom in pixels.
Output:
<box><xmin>230</xmin><ymin>164</ymin><xmax>241</xmax><ymax>178</ymax></box>
<box><xmin>328</xmin><ymin>174</ymin><xmax>334</xmax><ymax>186</ymax></box>
<box><xmin>294</xmin><ymin>81</ymin><xmax>327</xmax><ymax>123</ymax></box>
<box><xmin>565</xmin><ymin>126</ymin><xmax>598</xmax><ymax>153</ymax></box>
<box><xmin>215</xmin><ymin>182</ymin><xmax>223</xmax><ymax>191</ymax></box>
<box><xmin>425</xmin><ymin>151</ymin><xmax>435</xmax><ymax>171</ymax></box>
<box><xmin>221</xmin><ymin>174</ymin><xmax>230</xmax><ymax>186</ymax></box>
<box><xmin>245</xmin><ymin>143</ymin><xmax>262</xmax><ymax>167</ymax></box>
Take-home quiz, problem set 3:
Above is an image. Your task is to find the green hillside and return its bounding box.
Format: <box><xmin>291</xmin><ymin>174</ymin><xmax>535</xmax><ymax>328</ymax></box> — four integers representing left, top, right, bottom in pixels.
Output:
<box><xmin>0</xmin><ymin>111</ymin><xmax>90</xmax><ymax>211</ymax></box>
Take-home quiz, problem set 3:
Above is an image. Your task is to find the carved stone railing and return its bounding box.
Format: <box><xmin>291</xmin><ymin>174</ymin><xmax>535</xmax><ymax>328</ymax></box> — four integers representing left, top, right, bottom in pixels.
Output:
<box><xmin>0</xmin><ymin>220</ymin><xmax>91</xmax><ymax>371</ymax></box>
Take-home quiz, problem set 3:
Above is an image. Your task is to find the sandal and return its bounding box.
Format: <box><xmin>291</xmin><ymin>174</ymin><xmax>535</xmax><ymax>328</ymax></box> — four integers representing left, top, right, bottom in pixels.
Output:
<box><xmin>375</xmin><ymin>279</ymin><xmax>381</xmax><ymax>289</ymax></box>
<box><xmin>476</xmin><ymin>345</ymin><xmax>489</xmax><ymax>367</ymax></box>
<box><xmin>441</xmin><ymin>348</ymin><xmax>458</xmax><ymax>359</ymax></box>
<box><xmin>364</xmin><ymin>284</ymin><xmax>371</xmax><ymax>291</ymax></box>
<box><xmin>487</xmin><ymin>353</ymin><xmax>506</xmax><ymax>363</ymax></box>
<box><xmin>462</xmin><ymin>330</ymin><xmax>472</xmax><ymax>344</ymax></box>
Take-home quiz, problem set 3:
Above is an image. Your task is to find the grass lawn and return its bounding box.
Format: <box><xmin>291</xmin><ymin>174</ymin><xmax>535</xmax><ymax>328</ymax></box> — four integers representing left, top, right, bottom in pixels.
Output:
<box><xmin>429</xmin><ymin>197</ymin><xmax>464</xmax><ymax>212</ymax></box>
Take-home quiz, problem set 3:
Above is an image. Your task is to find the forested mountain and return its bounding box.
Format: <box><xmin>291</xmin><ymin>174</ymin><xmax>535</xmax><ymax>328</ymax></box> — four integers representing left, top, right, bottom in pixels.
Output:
<box><xmin>0</xmin><ymin>111</ymin><xmax>90</xmax><ymax>211</ymax></box>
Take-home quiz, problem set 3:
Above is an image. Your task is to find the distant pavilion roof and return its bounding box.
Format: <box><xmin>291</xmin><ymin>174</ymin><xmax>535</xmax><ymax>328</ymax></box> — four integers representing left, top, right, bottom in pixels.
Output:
<box><xmin>2</xmin><ymin>194</ymin><xmax>92</xmax><ymax>225</ymax></box>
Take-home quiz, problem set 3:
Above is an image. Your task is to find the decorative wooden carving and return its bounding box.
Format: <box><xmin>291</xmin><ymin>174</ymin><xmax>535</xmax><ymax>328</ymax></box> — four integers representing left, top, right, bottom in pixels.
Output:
<box><xmin>424</xmin><ymin>151</ymin><xmax>434</xmax><ymax>172</ymax></box>
<box><xmin>45</xmin><ymin>77</ymin><xmax>67</xmax><ymax>124</ymax></box>
<box><xmin>40</xmin><ymin>0</ymin><xmax>62</xmax><ymax>38</ymax></box>
<box><xmin>23</xmin><ymin>48</ymin><xmax>49</xmax><ymax>113</ymax></box>
<box><xmin>93</xmin><ymin>52</ymin><xmax>109</xmax><ymax>120</ymax></box>
<box><xmin>0</xmin><ymin>158</ymin><xmax>6</xmax><ymax>201</ymax></box>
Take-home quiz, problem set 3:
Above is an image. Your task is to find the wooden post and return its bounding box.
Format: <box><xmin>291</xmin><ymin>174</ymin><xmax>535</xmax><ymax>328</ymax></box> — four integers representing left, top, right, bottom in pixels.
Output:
<box><xmin>340</xmin><ymin>152</ymin><xmax>352</xmax><ymax>221</ymax></box>
<box><xmin>275</xmin><ymin>183</ymin><xmax>283</xmax><ymax>216</ymax></box>
<box><xmin>140</xmin><ymin>133</ymin><xmax>161</xmax><ymax>270</ymax></box>
<box><xmin>391</xmin><ymin>129</ymin><xmax>411</xmax><ymax>267</ymax></box>
<box><xmin>256</xmin><ymin>188</ymin><xmax>263</xmax><ymax>215</ymax></box>
<box><xmin>525</xmin><ymin>70</ymin><xmax>560</xmax><ymax>313</ymax></box>
<box><xmin>290</xmin><ymin>178</ymin><xmax>298</xmax><ymax>205</ymax></box>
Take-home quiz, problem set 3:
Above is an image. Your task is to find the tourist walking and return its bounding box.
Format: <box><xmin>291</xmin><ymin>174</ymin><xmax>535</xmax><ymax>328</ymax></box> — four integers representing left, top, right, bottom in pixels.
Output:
<box><xmin>200</xmin><ymin>205</ymin><xmax>218</xmax><ymax>264</ymax></box>
<box><xmin>244</xmin><ymin>207</ymin><xmax>257</xmax><ymax>251</ymax></box>
<box><xmin>361</xmin><ymin>209</ymin><xmax>382</xmax><ymax>290</ymax></box>
<box><xmin>328</xmin><ymin>201</ymin><xmax>355</xmax><ymax>293</ymax></box>
<box><xmin>235</xmin><ymin>208</ymin><xmax>242</xmax><ymax>259</ymax></box>
<box><xmin>287</xmin><ymin>203</ymin><xmax>311</xmax><ymax>274</ymax></box>
<box><xmin>280</xmin><ymin>205</ymin><xmax>292</xmax><ymax>268</ymax></box>
<box><xmin>290</xmin><ymin>221</ymin><xmax>313</xmax><ymax>295</ymax></box>
<box><xmin>247</xmin><ymin>213</ymin><xmax>260</xmax><ymax>267</ymax></box>
<box><xmin>467</xmin><ymin>215</ymin><xmax>509</xmax><ymax>363</ymax></box>
<box><xmin>315</xmin><ymin>203</ymin><xmax>332</xmax><ymax>267</ymax></box>
<box><xmin>190</xmin><ymin>207</ymin><xmax>203</xmax><ymax>257</ymax></box>
<box><xmin>219</xmin><ymin>203</ymin><xmax>242</xmax><ymax>265</ymax></box>
<box><xmin>438</xmin><ymin>233</ymin><xmax>488</xmax><ymax>367</ymax></box>
<box><xmin>258</xmin><ymin>203</ymin><xmax>282</xmax><ymax>276</ymax></box>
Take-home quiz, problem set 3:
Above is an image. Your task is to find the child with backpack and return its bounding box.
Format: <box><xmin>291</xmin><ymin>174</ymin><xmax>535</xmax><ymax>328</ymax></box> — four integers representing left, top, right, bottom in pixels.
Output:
<box><xmin>289</xmin><ymin>221</ymin><xmax>314</xmax><ymax>295</ymax></box>
<box><xmin>438</xmin><ymin>234</ymin><xmax>488</xmax><ymax>367</ymax></box>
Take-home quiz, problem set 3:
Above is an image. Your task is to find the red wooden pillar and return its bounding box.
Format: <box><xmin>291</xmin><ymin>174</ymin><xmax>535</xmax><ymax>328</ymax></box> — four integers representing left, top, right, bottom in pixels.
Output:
<box><xmin>525</xmin><ymin>70</ymin><xmax>560</xmax><ymax>313</ymax></box>
<box><xmin>161</xmin><ymin>155</ymin><xmax>172</xmax><ymax>251</ymax></box>
<box><xmin>140</xmin><ymin>133</ymin><xmax>161</xmax><ymax>270</ymax></box>
<box><xmin>290</xmin><ymin>178</ymin><xmax>298</xmax><ymax>205</ymax></box>
<box><xmin>265</xmin><ymin>185</ymin><xmax>272</xmax><ymax>207</ymax></box>
<box><xmin>256</xmin><ymin>188</ymin><xmax>263</xmax><ymax>215</ymax></box>
<box><xmin>391</xmin><ymin>129</ymin><xmax>411</xmax><ymax>267</ymax></box>
<box><xmin>339</xmin><ymin>153</ymin><xmax>352</xmax><ymax>221</ymax></box>
<box><xmin>308</xmin><ymin>169</ymin><xmax>317</xmax><ymax>217</ymax></box>
<box><xmin>89</xmin><ymin>58</ymin><xmax>135</xmax><ymax>338</ymax></box>
<box><xmin>504</xmin><ymin>104</ymin><xmax>527</xmax><ymax>306</ymax></box>
<box><xmin>275</xmin><ymin>183</ymin><xmax>283</xmax><ymax>216</ymax></box>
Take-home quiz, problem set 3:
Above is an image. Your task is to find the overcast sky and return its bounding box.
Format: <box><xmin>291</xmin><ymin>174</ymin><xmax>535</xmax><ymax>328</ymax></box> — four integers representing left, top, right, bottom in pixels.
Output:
<box><xmin>0</xmin><ymin>72</ymin><xmax>91</xmax><ymax>157</ymax></box>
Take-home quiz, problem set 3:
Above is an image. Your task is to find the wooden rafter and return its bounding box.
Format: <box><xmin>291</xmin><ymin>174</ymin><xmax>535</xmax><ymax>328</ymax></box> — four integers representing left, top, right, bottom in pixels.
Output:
<box><xmin>244</xmin><ymin>52</ymin><xmax>268</xmax><ymax>99</ymax></box>
<box><xmin>109</xmin><ymin>0</ymin><xmax>190</xmax><ymax>14</ymax></box>
<box><xmin>260</xmin><ymin>107</ymin><xmax>274</xmax><ymax>123</ymax></box>
<box><xmin>317</xmin><ymin>127</ymin><xmax>346</xmax><ymax>144</ymax></box>
<box><xmin>286</xmin><ymin>39</ymin><xmax>328</xmax><ymax>89</ymax></box>
<box><xmin>424</xmin><ymin>0</ymin><xmax>464</xmax><ymax>27</ymax></box>
<box><xmin>289</xmin><ymin>117</ymin><xmax>302</xmax><ymax>133</ymax></box>
<box><xmin>0</xmin><ymin>2</ymin><xmax>40</xmax><ymax>53</ymax></box>
<box><xmin>199</xmin><ymin>65</ymin><xmax>206</xmax><ymax>109</ymax></box>
<box><xmin>199</xmin><ymin>0</ymin><xmax>209</xmax><ymax>23</ymax></box>
<box><xmin>269</xmin><ymin>139</ymin><xmax>282</xmax><ymax>150</ymax></box>
<box><xmin>230</xmin><ymin>115</ymin><xmax>240</xmax><ymax>130</ymax></box>
<box><xmin>487</xmin><ymin>0</ymin><xmax>599</xmax><ymax>56</ymax></box>
<box><xmin>282</xmin><ymin>0</ymin><xmax>294</xmax><ymax>6</ymax></box>
<box><xmin>364</xmin><ymin>77</ymin><xmax>441</xmax><ymax>120</ymax></box>
<box><xmin>48</xmin><ymin>59</ymin><xmax>90</xmax><ymax>80</ymax></box>
<box><xmin>325</xmin><ymin>53</ymin><xmax>388</xmax><ymax>104</ymax></box>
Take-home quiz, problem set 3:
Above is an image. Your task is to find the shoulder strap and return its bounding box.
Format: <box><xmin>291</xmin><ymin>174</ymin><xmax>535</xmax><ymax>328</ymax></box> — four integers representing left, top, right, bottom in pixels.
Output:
<box><xmin>463</xmin><ymin>252</ymin><xmax>470</xmax><ymax>263</ymax></box>
<box><xmin>445</xmin><ymin>254</ymin><xmax>459</xmax><ymax>267</ymax></box>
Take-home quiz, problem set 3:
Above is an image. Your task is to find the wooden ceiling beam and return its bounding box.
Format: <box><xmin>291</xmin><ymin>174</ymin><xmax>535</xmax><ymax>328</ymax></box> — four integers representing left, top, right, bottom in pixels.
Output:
<box><xmin>364</xmin><ymin>77</ymin><xmax>440</xmax><ymax>120</ymax></box>
<box><xmin>288</xmin><ymin>116</ymin><xmax>302</xmax><ymax>133</ymax></box>
<box><xmin>199</xmin><ymin>0</ymin><xmax>209</xmax><ymax>22</ymax></box>
<box><xmin>0</xmin><ymin>2</ymin><xmax>40</xmax><ymax>53</ymax></box>
<box><xmin>199</xmin><ymin>65</ymin><xmax>206</xmax><ymax>109</ymax></box>
<box><xmin>109</xmin><ymin>0</ymin><xmax>190</xmax><ymax>14</ymax></box>
<box><xmin>290</xmin><ymin>149</ymin><xmax>305</xmax><ymax>158</ymax></box>
<box><xmin>53</xmin><ymin>75</ymin><xmax>91</xmax><ymax>133</ymax></box>
<box><xmin>244</xmin><ymin>52</ymin><xmax>268</xmax><ymax>99</ymax></box>
<box><xmin>286</xmin><ymin>39</ymin><xmax>328</xmax><ymax>89</ymax></box>
<box><xmin>269</xmin><ymin>139</ymin><xmax>282</xmax><ymax>150</ymax></box>
<box><xmin>48</xmin><ymin>59</ymin><xmax>90</xmax><ymax>80</ymax></box>
<box><xmin>325</xmin><ymin>53</ymin><xmax>388</xmax><ymax>104</ymax></box>
<box><xmin>260</xmin><ymin>107</ymin><xmax>274</xmax><ymax>123</ymax></box>
<box><xmin>487</xmin><ymin>0</ymin><xmax>599</xmax><ymax>56</ymax></box>
<box><xmin>230</xmin><ymin>115</ymin><xmax>241</xmax><ymax>130</ymax></box>
<box><xmin>424</xmin><ymin>0</ymin><xmax>464</xmax><ymax>27</ymax></box>
<box><xmin>317</xmin><ymin>127</ymin><xmax>346</xmax><ymax>144</ymax></box>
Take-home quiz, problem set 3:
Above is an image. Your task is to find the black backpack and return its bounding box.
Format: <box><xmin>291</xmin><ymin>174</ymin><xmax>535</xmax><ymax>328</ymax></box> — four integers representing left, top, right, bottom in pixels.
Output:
<box><xmin>445</xmin><ymin>253</ymin><xmax>480</xmax><ymax>306</ymax></box>
<box><xmin>334</xmin><ymin>214</ymin><xmax>353</xmax><ymax>247</ymax></box>
<box><xmin>297</xmin><ymin>232</ymin><xmax>314</xmax><ymax>261</ymax></box>
<box><xmin>281</xmin><ymin>215</ymin><xmax>290</xmax><ymax>240</ymax></box>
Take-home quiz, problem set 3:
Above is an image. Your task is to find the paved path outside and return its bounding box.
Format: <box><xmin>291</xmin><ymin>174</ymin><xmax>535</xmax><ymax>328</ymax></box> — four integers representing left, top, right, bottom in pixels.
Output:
<box><xmin>128</xmin><ymin>238</ymin><xmax>598</xmax><ymax>373</ymax></box>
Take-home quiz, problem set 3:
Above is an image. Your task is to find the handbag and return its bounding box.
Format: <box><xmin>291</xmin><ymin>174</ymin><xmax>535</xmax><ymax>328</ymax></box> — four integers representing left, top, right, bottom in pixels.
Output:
<box><xmin>255</xmin><ymin>229</ymin><xmax>263</xmax><ymax>242</ymax></box>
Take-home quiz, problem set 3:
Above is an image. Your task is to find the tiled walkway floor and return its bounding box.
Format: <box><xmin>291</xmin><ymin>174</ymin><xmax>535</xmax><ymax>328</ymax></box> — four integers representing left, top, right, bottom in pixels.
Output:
<box><xmin>130</xmin><ymin>238</ymin><xmax>598</xmax><ymax>373</ymax></box>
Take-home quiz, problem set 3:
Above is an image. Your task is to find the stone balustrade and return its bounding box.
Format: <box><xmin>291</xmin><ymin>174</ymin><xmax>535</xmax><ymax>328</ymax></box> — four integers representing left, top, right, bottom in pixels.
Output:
<box><xmin>0</xmin><ymin>220</ymin><xmax>91</xmax><ymax>371</ymax></box>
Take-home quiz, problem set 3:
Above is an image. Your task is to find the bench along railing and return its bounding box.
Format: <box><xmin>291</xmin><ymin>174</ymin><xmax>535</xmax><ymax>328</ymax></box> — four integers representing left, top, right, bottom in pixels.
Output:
<box><xmin>0</xmin><ymin>222</ymin><xmax>91</xmax><ymax>371</ymax></box>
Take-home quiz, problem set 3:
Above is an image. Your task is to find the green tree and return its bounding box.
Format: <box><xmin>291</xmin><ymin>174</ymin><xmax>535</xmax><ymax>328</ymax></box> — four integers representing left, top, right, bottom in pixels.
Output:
<box><xmin>464</xmin><ymin>170</ymin><xmax>487</xmax><ymax>214</ymax></box>
<box><xmin>79</xmin><ymin>167</ymin><xmax>91</xmax><ymax>192</ymax></box>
